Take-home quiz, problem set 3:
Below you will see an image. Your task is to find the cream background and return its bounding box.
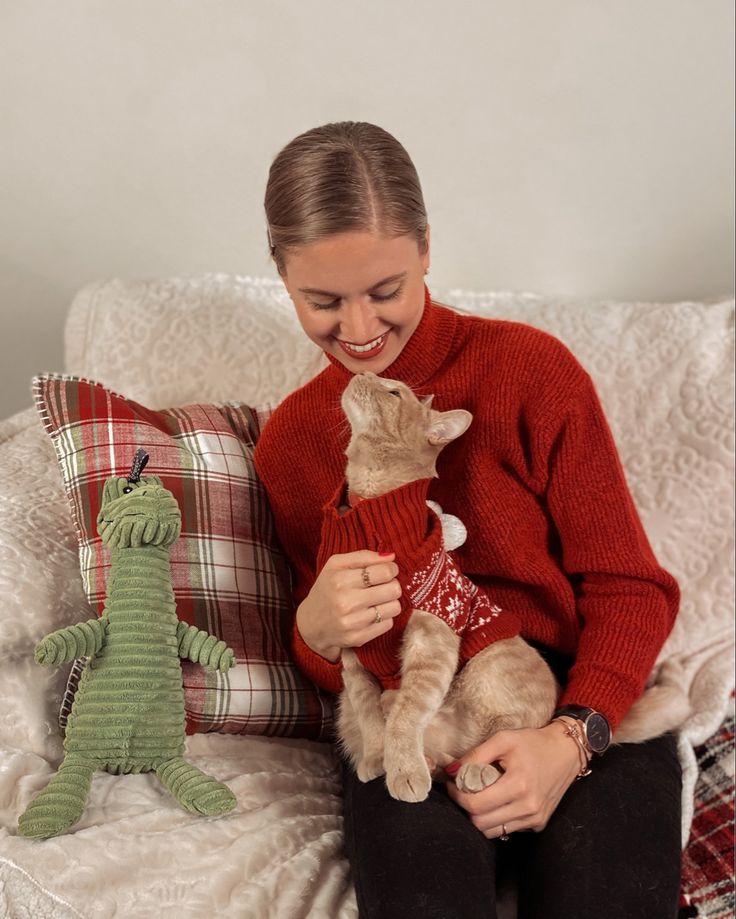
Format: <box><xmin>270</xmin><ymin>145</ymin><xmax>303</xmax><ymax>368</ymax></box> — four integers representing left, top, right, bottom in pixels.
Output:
<box><xmin>1</xmin><ymin>0</ymin><xmax>734</xmax><ymax>420</ymax></box>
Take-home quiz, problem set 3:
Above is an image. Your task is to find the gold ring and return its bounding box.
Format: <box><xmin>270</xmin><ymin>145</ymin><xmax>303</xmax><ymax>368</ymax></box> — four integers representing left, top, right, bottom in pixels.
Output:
<box><xmin>362</xmin><ymin>567</ymin><xmax>372</xmax><ymax>588</ymax></box>
<box><xmin>499</xmin><ymin>824</ymin><xmax>510</xmax><ymax>841</ymax></box>
<box><xmin>373</xmin><ymin>606</ymin><xmax>382</xmax><ymax>624</ymax></box>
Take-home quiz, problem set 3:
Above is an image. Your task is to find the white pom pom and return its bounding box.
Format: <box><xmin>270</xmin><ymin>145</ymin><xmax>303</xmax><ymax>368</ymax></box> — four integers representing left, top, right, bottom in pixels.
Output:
<box><xmin>426</xmin><ymin>500</ymin><xmax>467</xmax><ymax>551</ymax></box>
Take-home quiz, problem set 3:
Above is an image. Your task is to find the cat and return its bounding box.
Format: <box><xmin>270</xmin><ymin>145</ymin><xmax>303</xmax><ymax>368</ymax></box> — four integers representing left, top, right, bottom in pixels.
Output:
<box><xmin>335</xmin><ymin>371</ymin><xmax>691</xmax><ymax>804</ymax></box>
<box><xmin>335</xmin><ymin>371</ymin><xmax>559</xmax><ymax>803</ymax></box>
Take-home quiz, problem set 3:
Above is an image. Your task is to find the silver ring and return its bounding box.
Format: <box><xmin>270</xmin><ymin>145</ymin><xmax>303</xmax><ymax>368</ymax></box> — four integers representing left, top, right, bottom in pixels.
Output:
<box><xmin>373</xmin><ymin>606</ymin><xmax>382</xmax><ymax>624</ymax></box>
<box><xmin>361</xmin><ymin>567</ymin><xmax>372</xmax><ymax>588</ymax></box>
<box><xmin>499</xmin><ymin>824</ymin><xmax>510</xmax><ymax>841</ymax></box>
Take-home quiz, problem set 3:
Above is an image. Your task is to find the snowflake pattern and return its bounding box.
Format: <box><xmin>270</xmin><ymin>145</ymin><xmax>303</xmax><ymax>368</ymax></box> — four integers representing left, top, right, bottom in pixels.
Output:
<box><xmin>406</xmin><ymin>546</ymin><xmax>503</xmax><ymax>634</ymax></box>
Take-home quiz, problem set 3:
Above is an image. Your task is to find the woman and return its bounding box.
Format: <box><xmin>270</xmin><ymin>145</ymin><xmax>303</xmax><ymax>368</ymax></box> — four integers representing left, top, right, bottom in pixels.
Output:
<box><xmin>253</xmin><ymin>121</ymin><xmax>683</xmax><ymax>918</ymax></box>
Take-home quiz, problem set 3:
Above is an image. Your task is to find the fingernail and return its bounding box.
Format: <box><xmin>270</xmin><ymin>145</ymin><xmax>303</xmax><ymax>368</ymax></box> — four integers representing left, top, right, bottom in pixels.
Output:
<box><xmin>378</xmin><ymin>550</ymin><xmax>394</xmax><ymax>556</ymax></box>
<box><xmin>444</xmin><ymin>761</ymin><xmax>461</xmax><ymax>776</ymax></box>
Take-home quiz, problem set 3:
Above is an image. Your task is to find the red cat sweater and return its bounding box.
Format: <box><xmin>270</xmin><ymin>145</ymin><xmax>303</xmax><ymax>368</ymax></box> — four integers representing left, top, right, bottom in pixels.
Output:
<box><xmin>318</xmin><ymin>477</ymin><xmax>520</xmax><ymax>689</ymax></box>
<box><xmin>253</xmin><ymin>285</ymin><xmax>680</xmax><ymax>730</ymax></box>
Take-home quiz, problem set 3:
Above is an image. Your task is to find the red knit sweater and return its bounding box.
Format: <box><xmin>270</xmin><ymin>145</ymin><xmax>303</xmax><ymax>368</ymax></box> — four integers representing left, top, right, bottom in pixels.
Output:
<box><xmin>253</xmin><ymin>286</ymin><xmax>680</xmax><ymax>730</ymax></box>
<box><xmin>318</xmin><ymin>477</ymin><xmax>521</xmax><ymax>689</ymax></box>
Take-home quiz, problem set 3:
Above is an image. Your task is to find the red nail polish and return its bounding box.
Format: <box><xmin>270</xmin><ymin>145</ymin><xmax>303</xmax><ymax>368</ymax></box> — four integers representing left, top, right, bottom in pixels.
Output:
<box><xmin>378</xmin><ymin>550</ymin><xmax>394</xmax><ymax>556</ymax></box>
<box><xmin>445</xmin><ymin>761</ymin><xmax>461</xmax><ymax>776</ymax></box>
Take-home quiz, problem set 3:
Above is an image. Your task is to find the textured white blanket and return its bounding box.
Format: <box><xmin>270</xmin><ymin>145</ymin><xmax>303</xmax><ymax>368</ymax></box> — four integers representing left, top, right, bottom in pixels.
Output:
<box><xmin>0</xmin><ymin>279</ymin><xmax>733</xmax><ymax>917</ymax></box>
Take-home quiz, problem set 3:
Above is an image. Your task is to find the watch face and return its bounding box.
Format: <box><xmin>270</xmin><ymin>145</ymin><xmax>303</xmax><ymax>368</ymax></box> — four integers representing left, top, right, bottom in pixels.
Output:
<box><xmin>586</xmin><ymin>713</ymin><xmax>611</xmax><ymax>753</ymax></box>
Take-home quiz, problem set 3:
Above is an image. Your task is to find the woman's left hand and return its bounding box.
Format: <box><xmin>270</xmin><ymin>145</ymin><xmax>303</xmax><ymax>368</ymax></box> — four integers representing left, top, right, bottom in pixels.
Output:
<box><xmin>445</xmin><ymin>722</ymin><xmax>585</xmax><ymax>838</ymax></box>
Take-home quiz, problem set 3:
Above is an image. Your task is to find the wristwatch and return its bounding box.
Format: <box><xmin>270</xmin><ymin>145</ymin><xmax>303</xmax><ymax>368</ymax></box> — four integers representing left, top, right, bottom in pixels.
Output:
<box><xmin>553</xmin><ymin>705</ymin><xmax>612</xmax><ymax>755</ymax></box>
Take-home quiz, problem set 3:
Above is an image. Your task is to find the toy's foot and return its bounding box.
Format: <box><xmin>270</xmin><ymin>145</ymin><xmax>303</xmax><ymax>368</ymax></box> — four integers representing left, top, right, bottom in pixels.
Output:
<box><xmin>155</xmin><ymin>757</ymin><xmax>236</xmax><ymax>816</ymax></box>
<box><xmin>18</xmin><ymin>755</ymin><xmax>95</xmax><ymax>839</ymax></box>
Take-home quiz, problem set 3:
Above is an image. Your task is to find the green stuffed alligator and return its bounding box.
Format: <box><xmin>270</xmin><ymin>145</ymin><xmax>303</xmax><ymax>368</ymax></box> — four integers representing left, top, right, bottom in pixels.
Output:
<box><xmin>18</xmin><ymin>449</ymin><xmax>237</xmax><ymax>839</ymax></box>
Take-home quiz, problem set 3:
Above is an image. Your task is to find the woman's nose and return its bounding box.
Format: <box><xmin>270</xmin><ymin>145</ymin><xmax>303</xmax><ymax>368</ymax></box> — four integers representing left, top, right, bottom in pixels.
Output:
<box><xmin>340</xmin><ymin>300</ymin><xmax>380</xmax><ymax>344</ymax></box>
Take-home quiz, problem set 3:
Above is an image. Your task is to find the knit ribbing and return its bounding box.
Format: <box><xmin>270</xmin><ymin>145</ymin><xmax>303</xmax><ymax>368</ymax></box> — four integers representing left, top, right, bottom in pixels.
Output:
<box><xmin>316</xmin><ymin>478</ymin><xmax>522</xmax><ymax>688</ymax></box>
<box><xmin>318</xmin><ymin>478</ymin><xmax>433</xmax><ymax>560</ymax></box>
<box><xmin>253</xmin><ymin>287</ymin><xmax>680</xmax><ymax>730</ymax></box>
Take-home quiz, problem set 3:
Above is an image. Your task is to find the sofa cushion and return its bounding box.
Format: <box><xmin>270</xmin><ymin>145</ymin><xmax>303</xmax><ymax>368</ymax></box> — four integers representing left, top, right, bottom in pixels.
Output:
<box><xmin>32</xmin><ymin>374</ymin><xmax>333</xmax><ymax>740</ymax></box>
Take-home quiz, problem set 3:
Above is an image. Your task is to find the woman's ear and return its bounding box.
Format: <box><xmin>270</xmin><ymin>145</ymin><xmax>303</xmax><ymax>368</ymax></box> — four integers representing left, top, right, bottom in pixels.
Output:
<box><xmin>423</xmin><ymin>223</ymin><xmax>431</xmax><ymax>274</ymax></box>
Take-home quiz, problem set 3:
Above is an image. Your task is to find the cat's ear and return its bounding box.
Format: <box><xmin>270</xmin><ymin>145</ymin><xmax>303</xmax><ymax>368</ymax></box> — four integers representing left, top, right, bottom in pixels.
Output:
<box><xmin>427</xmin><ymin>409</ymin><xmax>473</xmax><ymax>445</ymax></box>
<box><xmin>421</xmin><ymin>394</ymin><xmax>434</xmax><ymax>407</ymax></box>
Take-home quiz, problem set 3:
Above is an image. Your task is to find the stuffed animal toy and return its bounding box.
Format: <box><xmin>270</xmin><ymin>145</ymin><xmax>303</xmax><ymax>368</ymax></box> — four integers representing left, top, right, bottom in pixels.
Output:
<box><xmin>18</xmin><ymin>449</ymin><xmax>237</xmax><ymax>839</ymax></box>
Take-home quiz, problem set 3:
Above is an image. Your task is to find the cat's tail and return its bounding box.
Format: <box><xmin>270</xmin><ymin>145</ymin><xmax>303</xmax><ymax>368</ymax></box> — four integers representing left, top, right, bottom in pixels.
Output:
<box><xmin>612</xmin><ymin>658</ymin><xmax>691</xmax><ymax>744</ymax></box>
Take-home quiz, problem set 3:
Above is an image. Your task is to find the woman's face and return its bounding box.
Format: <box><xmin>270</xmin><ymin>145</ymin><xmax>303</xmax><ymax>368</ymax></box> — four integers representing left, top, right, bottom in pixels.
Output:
<box><xmin>278</xmin><ymin>228</ymin><xmax>430</xmax><ymax>374</ymax></box>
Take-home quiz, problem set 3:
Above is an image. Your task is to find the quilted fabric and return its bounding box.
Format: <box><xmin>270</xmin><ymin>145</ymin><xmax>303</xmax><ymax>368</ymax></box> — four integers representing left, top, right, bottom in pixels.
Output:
<box><xmin>32</xmin><ymin>374</ymin><xmax>332</xmax><ymax>740</ymax></box>
<box><xmin>64</xmin><ymin>275</ymin><xmax>328</xmax><ymax>408</ymax></box>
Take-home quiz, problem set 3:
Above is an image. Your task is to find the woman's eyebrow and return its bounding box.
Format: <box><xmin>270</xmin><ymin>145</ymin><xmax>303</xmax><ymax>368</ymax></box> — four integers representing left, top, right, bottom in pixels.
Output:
<box><xmin>298</xmin><ymin>271</ymin><xmax>408</xmax><ymax>297</ymax></box>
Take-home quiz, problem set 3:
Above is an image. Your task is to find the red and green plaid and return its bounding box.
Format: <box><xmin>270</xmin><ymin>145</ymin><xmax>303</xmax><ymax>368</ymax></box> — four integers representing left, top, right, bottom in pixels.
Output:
<box><xmin>680</xmin><ymin>695</ymin><xmax>735</xmax><ymax>919</ymax></box>
<box><xmin>33</xmin><ymin>374</ymin><xmax>333</xmax><ymax>740</ymax></box>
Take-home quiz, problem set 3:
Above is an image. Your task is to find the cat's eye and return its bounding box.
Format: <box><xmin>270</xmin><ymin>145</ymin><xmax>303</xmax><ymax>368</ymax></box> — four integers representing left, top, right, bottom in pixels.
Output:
<box><xmin>388</xmin><ymin>389</ymin><xmax>401</xmax><ymax>397</ymax></box>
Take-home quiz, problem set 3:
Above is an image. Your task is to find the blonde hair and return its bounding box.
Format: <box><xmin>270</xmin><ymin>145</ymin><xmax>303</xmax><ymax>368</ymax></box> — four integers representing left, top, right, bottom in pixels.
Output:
<box><xmin>264</xmin><ymin>121</ymin><xmax>428</xmax><ymax>275</ymax></box>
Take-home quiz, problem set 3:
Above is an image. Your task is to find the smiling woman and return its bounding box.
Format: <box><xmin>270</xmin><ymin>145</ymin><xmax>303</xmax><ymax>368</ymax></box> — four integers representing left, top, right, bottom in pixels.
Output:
<box><xmin>282</xmin><ymin>232</ymin><xmax>428</xmax><ymax>370</ymax></box>
<box><xmin>256</xmin><ymin>121</ymin><xmax>684</xmax><ymax>919</ymax></box>
<box><xmin>264</xmin><ymin>122</ymin><xmax>430</xmax><ymax>373</ymax></box>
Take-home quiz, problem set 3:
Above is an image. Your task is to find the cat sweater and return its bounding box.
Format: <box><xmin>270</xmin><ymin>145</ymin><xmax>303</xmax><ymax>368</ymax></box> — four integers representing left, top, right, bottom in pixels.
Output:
<box><xmin>317</xmin><ymin>478</ymin><xmax>520</xmax><ymax>689</ymax></box>
<box><xmin>253</xmin><ymin>285</ymin><xmax>681</xmax><ymax>730</ymax></box>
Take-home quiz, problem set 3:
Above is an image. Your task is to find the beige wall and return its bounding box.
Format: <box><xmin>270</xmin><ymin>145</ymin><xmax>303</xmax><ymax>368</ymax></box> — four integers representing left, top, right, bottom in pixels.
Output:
<box><xmin>1</xmin><ymin>0</ymin><xmax>733</xmax><ymax>420</ymax></box>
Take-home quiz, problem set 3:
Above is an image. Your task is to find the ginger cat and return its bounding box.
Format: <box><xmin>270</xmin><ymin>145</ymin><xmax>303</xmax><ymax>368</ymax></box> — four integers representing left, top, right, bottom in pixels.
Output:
<box><xmin>336</xmin><ymin>371</ymin><xmax>559</xmax><ymax>803</ymax></box>
<box><xmin>335</xmin><ymin>371</ymin><xmax>690</xmax><ymax>804</ymax></box>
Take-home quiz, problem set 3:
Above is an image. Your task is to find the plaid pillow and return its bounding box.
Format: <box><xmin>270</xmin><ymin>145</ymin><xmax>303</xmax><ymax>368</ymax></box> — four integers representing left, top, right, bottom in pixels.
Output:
<box><xmin>32</xmin><ymin>374</ymin><xmax>333</xmax><ymax>740</ymax></box>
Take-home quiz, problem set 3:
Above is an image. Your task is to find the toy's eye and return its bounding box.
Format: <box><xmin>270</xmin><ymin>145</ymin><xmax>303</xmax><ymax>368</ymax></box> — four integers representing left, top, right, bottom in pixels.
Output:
<box><xmin>122</xmin><ymin>485</ymin><xmax>133</xmax><ymax>494</ymax></box>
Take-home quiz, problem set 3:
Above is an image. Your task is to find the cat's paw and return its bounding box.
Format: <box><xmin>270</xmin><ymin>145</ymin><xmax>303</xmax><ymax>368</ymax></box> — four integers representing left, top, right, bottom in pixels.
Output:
<box><xmin>356</xmin><ymin>753</ymin><xmax>385</xmax><ymax>783</ymax></box>
<box><xmin>454</xmin><ymin>762</ymin><xmax>502</xmax><ymax>794</ymax></box>
<box><xmin>385</xmin><ymin>761</ymin><xmax>433</xmax><ymax>803</ymax></box>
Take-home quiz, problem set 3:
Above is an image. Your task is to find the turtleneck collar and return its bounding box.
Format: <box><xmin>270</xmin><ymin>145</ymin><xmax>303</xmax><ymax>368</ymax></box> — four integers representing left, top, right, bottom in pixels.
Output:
<box><xmin>324</xmin><ymin>284</ymin><xmax>460</xmax><ymax>389</ymax></box>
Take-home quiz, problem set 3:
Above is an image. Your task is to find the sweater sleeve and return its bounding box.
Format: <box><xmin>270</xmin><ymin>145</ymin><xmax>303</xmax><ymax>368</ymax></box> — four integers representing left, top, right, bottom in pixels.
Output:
<box><xmin>290</xmin><ymin>477</ymin><xmax>436</xmax><ymax>694</ymax></box>
<box><xmin>537</xmin><ymin>369</ymin><xmax>680</xmax><ymax>731</ymax></box>
<box><xmin>291</xmin><ymin>620</ymin><xmax>344</xmax><ymax>694</ymax></box>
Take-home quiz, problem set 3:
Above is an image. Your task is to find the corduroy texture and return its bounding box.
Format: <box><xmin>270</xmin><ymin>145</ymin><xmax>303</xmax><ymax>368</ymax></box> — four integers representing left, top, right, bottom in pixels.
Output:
<box><xmin>317</xmin><ymin>477</ymin><xmax>522</xmax><ymax>689</ymax></box>
<box><xmin>253</xmin><ymin>286</ymin><xmax>681</xmax><ymax>731</ymax></box>
<box><xmin>33</xmin><ymin>374</ymin><xmax>333</xmax><ymax>739</ymax></box>
<box><xmin>18</xmin><ymin>476</ymin><xmax>237</xmax><ymax>839</ymax></box>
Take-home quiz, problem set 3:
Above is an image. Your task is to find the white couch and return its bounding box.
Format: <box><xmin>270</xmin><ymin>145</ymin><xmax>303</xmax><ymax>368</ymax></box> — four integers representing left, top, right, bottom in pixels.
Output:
<box><xmin>0</xmin><ymin>275</ymin><xmax>733</xmax><ymax>918</ymax></box>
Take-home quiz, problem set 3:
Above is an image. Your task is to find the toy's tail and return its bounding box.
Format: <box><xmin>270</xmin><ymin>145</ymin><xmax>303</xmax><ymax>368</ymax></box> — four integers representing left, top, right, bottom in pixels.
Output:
<box><xmin>18</xmin><ymin>754</ymin><xmax>95</xmax><ymax>839</ymax></box>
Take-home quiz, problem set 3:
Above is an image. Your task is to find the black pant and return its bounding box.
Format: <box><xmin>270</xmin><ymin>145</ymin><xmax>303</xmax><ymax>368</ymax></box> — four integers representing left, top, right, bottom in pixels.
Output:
<box><xmin>340</xmin><ymin>644</ymin><xmax>682</xmax><ymax>919</ymax></box>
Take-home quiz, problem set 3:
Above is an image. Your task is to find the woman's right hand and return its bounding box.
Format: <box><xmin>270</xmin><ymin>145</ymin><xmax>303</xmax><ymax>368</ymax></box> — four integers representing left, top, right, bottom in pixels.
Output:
<box><xmin>296</xmin><ymin>550</ymin><xmax>402</xmax><ymax>662</ymax></box>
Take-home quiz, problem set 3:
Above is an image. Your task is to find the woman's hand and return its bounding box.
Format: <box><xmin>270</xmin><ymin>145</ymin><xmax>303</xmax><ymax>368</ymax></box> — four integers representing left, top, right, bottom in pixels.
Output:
<box><xmin>445</xmin><ymin>721</ymin><xmax>586</xmax><ymax>838</ymax></box>
<box><xmin>296</xmin><ymin>550</ymin><xmax>402</xmax><ymax>661</ymax></box>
